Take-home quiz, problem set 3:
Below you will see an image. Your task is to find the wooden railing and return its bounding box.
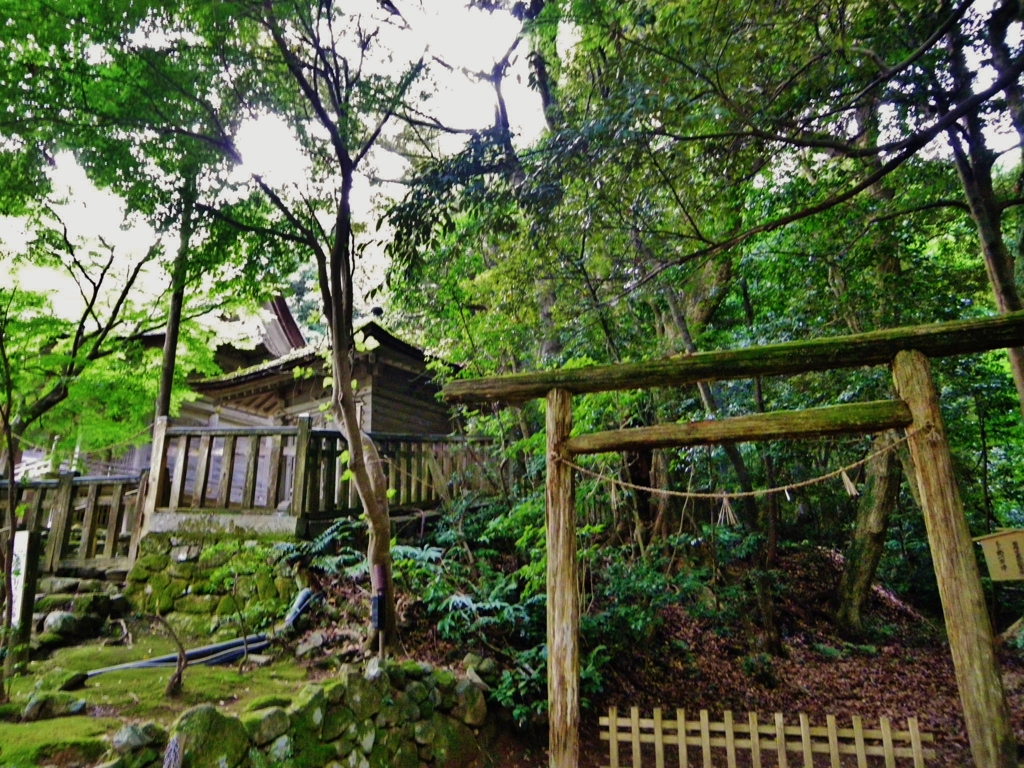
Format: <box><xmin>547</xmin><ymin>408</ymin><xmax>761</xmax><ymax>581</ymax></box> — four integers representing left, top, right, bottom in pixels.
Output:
<box><xmin>141</xmin><ymin>416</ymin><xmax>493</xmax><ymax>538</ymax></box>
<box><xmin>601</xmin><ymin>706</ymin><xmax>936</xmax><ymax>767</ymax></box>
<box><xmin>1</xmin><ymin>471</ymin><xmax>145</xmax><ymax>573</ymax></box>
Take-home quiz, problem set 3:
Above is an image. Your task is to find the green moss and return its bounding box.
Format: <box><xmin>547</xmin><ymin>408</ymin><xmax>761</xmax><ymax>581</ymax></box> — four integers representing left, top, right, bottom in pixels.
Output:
<box><xmin>216</xmin><ymin>595</ymin><xmax>241</xmax><ymax>617</ymax></box>
<box><xmin>33</xmin><ymin>594</ymin><xmax>76</xmax><ymax>613</ymax></box>
<box><xmin>173</xmin><ymin>595</ymin><xmax>218</xmax><ymax>615</ymax></box>
<box><xmin>244</xmin><ymin>694</ymin><xmax>293</xmax><ymax>712</ymax></box>
<box><xmin>0</xmin><ymin>716</ymin><xmax>119</xmax><ymax>767</ymax></box>
<box><xmin>274</xmin><ymin>578</ymin><xmax>295</xmax><ymax>603</ymax></box>
<box><xmin>255</xmin><ymin>571</ymin><xmax>278</xmax><ymax>602</ymax></box>
<box><xmin>137</xmin><ymin>553</ymin><xmax>170</xmax><ymax>573</ymax></box>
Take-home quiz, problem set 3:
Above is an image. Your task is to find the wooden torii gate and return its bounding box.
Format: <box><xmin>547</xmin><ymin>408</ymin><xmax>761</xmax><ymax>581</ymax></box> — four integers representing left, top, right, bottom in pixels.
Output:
<box><xmin>442</xmin><ymin>312</ymin><xmax>1024</xmax><ymax>768</ymax></box>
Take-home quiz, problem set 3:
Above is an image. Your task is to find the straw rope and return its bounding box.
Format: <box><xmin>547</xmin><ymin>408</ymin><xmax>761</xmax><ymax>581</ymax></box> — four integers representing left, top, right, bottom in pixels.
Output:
<box><xmin>555</xmin><ymin>428</ymin><xmax>924</xmax><ymax>501</ymax></box>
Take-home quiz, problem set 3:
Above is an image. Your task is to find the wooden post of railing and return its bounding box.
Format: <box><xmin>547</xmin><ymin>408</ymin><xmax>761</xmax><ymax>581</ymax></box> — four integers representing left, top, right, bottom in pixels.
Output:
<box><xmin>290</xmin><ymin>415</ymin><xmax>312</xmax><ymax>535</ymax></box>
<box><xmin>893</xmin><ymin>350</ymin><xmax>1017</xmax><ymax>768</ymax></box>
<box><xmin>11</xmin><ymin>486</ymin><xmax>45</xmax><ymax>671</ymax></box>
<box><xmin>42</xmin><ymin>471</ymin><xmax>76</xmax><ymax>573</ymax></box>
<box><xmin>546</xmin><ymin>388</ymin><xmax>579</xmax><ymax>768</ymax></box>
<box><xmin>132</xmin><ymin>416</ymin><xmax>168</xmax><ymax>563</ymax></box>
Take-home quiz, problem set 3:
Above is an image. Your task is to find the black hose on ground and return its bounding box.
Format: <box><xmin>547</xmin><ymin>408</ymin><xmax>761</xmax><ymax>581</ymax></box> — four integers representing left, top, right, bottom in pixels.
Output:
<box><xmin>85</xmin><ymin>588</ymin><xmax>315</xmax><ymax>678</ymax></box>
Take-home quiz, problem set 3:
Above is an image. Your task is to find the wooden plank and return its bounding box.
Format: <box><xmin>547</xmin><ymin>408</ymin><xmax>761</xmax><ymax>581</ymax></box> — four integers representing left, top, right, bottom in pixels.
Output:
<box><xmin>400</xmin><ymin>441</ymin><xmax>411</xmax><ymax>505</ymax></box>
<box><xmin>608</xmin><ymin>707</ymin><xmax>619</xmax><ymax>768</ymax></box>
<box><xmin>852</xmin><ymin>715</ymin><xmax>868</xmax><ymax>768</ymax></box>
<box><xmin>700</xmin><ymin>710</ymin><xmax>711</xmax><ymax>768</ymax></box>
<box><xmin>748</xmin><ymin>712</ymin><xmax>761</xmax><ymax>768</ymax></box>
<box><xmin>631</xmin><ymin>707</ymin><xmax>641</xmax><ymax>768</ymax></box>
<box><xmin>653</xmin><ymin>708</ymin><xmax>664</xmax><ymax>768</ymax></box>
<box><xmin>137</xmin><ymin>416</ymin><xmax>171</xmax><ymax>560</ymax></box>
<box><xmin>307</xmin><ymin>436</ymin><xmax>322</xmax><ymax>514</ymax></box>
<box><xmin>43</xmin><ymin>472</ymin><xmax>75</xmax><ymax>573</ymax></box>
<box><xmin>893</xmin><ymin>350</ymin><xmax>1016</xmax><ymax>768</ymax></box>
<box><xmin>78</xmin><ymin>482</ymin><xmax>100</xmax><ymax>561</ymax></box>
<box><xmin>566</xmin><ymin>400</ymin><xmax>911</xmax><ymax>455</ymax></box>
<box><xmin>908</xmin><ymin>717</ymin><xmax>925</xmax><ymax>768</ymax></box>
<box><xmin>546</xmin><ymin>389</ymin><xmax>578</xmax><ymax>768</ymax></box>
<box><xmin>677</xmin><ymin>710</ymin><xmax>688</xmax><ymax>768</ymax></box>
<box><xmin>799</xmin><ymin>713</ymin><xmax>813</xmax><ymax>768</ymax></box>
<box><xmin>322</xmin><ymin>437</ymin><xmax>337</xmax><ymax>515</ymax></box>
<box><xmin>167</xmin><ymin>426</ymin><xmax>296</xmax><ymax>437</ymax></box>
<box><xmin>241</xmin><ymin>435</ymin><xmax>260</xmax><ymax>509</ymax></box>
<box><xmin>216</xmin><ymin>435</ymin><xmax>238</xmax><ymax>508</ymax></box>
<box><xmin>25</xmin><ymin>488</ymin><xmax>44</xmax><ymax>532</ymax></box>
<box><xmin>265</xmin><ymin>435</ymin><xmax>283</xmax><ymax>509</ymax></box>
<box><xmin>103</xmin><ymin>483</ymin><xmax>125</xmax><ymax>558</ymax></box>
<box><xmin>775</xmin><ymin>713</ymin><xmax>788</xmax><ymax>768</ymax></box>
<box><xmin>826</xmin><ymin>715</ymin><xmax>840</xmax><ymax>768</ymax></box>
<box><xmin>880</xmin><ymin>716</ymin><xmax>895</xmax><ymax>768</ymax></box>
<box><xmin>724</xmin><ymin>711</ymin><xmax>736</xmax><ymax>768</ymax></box>
<box><xmin>167</xmin><ymin>435</ymin><xmax>189</xmax><ymax>511</ymax></box>
<box><xmin>191</xmin><ymin>434</ymin><xmax>212</xmax><ymax>509</ymax></box>
<box><xmin>443</xmin><ymin>310</ymin><xmax>1024</xmax><ymax>405</ymax></box>
<box><xmin>290</xmin><ymin>416</ymin><xmax>312</xmax><ymax>518</ymax></box>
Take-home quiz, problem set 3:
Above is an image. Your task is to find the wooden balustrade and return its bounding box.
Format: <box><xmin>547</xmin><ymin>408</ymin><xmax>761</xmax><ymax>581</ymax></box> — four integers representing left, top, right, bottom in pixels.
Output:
<box><xmin>143</xmin><ymin>418</ymin><xmax>493</xmax><ymax>537</ymax></box>
<box><xmin>0</xmin><ymin>472</ymin><xmax>145</xmax><ymax>574</ymax></box>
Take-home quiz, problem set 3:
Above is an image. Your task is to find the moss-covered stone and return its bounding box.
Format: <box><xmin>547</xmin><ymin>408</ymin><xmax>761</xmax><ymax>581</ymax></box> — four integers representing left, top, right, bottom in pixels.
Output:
<box><xmin>346</xmin><ymin>674</ymin><xmax>386</xmax><ymax>722</ymax></box>
<box><xmin>32</xmin><ymin>631</ymin><xmax>65</xmax><ymax>653</ymax></box>
<box><xmin>34</xmin><ymin>668</ymin><xmax>88</xmax><ymax>692</ymax></box>
<box><xmin>173</xmin><ymin>595</ymin><xmax>218</xmax><ymax>615</ymax></box>
<box><xmin>34</xmin><ymin>593</ymin><xmax>77</xmax><ymax>613</ymax></box>
<box><xmin>391</xmin><ymin>740</ymin><xmax>419</xmax><ymax>768</ymax></box>
<box><xmin>322</xmin><ymin>704</ymin><xmax>356</xmax><ymax>742</ymax></box>
<box><xmin>275</xmin><ymin>577</ymin><xmax>296</xmax><ymax>602</ymax></box>
<box><xmin>245</xmin><ymin>695</ymin><xmax>292</xmax><ymax>712</ymax></box>
<box><xmin>255</xmin><ymin>571</ymin><xmax>278</xmax><ymax>602</ymax></box>
<box><xmin>167</xmin><ymin>561</ymin><xmax>197</xmax><ymax>580</ymax></box>
<box><xmin>240</xmin><ymin>706</ymin><xmax>290</xmax><ymax>747</ymax></box>
<box><xmin>430</xmin><ymin>714</ymin><xmax>481</xmax><ymax>768</ymax></box>
<box><xmin>451</xmin><ymin>679</ymin><xmax>487</xmax><ymax>727</ymax></box>
<box><xmin>432</xmin><ymin>668</ymin><xmax>457</xmax><ymax>692</ymax></box>
<box><xmin>287</xmin><ymin>684</ymin><xmax>326</xmax><ymax>738</ymax></box>
<box><xmin>404</xmin><ymin>680</ymin><xmax>428</xmax><ymax>703</ymax></box>
<box><xmin>323</xmin><ymin>679</ymin><xmax>347</xmax><ymax>704</ymax></box>
<box><xmin>170</xmin><ymin>705</ymin><xmax>249</xmax><ymax>768</ymax></box>
<box><xmin>72</xmin><ymin>592</ymin><xmax>111</xmax><ymax>617</ymax></box>
<box><xmin>136</xmin><ymin>553</ymin><xmax>170</xmax><ymax>573</ymax></box>
<box><xmin>215</xmin><ymin>595</ymin><xmax>241</xmax><ymax>617</ymax></box>
<box><xmin>139</xmin><ymin>534</ymin><xmax>171</xmax><ymax>556</ymax></box>
<box><xmin>398</xmin><ymin>660</ymin><xmax>426</xmax><ymax>681</ymax></box>
<box><xmin>22</xmin><ymin>691</ymin><xmax>86</xmax><ymax>721</ymax></box>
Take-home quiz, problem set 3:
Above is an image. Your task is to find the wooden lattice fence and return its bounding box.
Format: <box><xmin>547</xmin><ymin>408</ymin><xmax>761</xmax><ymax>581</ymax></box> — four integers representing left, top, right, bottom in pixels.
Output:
<box><xmin>600</xmin><ymin>707</ymin><xmax>936</xmax><ymax>767</ymax></box>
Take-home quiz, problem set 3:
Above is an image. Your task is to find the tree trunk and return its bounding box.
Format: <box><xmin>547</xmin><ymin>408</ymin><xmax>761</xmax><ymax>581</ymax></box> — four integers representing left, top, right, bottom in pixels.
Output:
<box><xmin>155</xmin><ymin>178</ymin><xmax>197</xmax><ymax>420</ymax></box>
<box><xmin>324</xmin><ymin>166</ymin><xmax>396</xmax><ymax>648</ymax></box>
<box><xmin>946</xmin><ymin>24</ymin><xmax>1024</xmax><ymax>421</ymax></box>
<box><xmin>836</xmin><ymin>430</ymin><xmax>901</xmax><ymax>638</ymax></box>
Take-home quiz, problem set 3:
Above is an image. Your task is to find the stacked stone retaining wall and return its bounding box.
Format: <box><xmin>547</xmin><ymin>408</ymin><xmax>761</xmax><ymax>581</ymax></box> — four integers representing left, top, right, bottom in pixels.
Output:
<box><xmin>123</xmin><ymin>533</ymin><xmax>300</xmax><ymax>641</ymax></box>
<box><xmin>101</xmin><ymin>660</ymin><xmax>492</xmax><ymax>768</ymax></box>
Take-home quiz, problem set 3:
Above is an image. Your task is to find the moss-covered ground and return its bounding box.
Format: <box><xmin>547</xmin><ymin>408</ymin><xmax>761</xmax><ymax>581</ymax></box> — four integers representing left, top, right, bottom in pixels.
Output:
<box><xmin>0</xmin><ymin>716</ymin><xmax>122</xmax><ymax>767</ymax></box>
<box><xmin>1</xmin><ymin>633</ymin><xmax>310</xmax><ymax>766</ymax></box>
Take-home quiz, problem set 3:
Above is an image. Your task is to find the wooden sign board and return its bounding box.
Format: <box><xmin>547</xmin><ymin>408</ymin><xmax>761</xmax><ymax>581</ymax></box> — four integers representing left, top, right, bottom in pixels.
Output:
<box><xmin>975</xmin><ymin>529</ymin><xmax>1024</xmax><ymax>581</ymax></box>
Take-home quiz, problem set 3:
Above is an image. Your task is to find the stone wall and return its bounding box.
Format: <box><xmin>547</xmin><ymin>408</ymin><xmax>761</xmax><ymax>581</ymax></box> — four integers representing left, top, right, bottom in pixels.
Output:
<box><xmin>101</xmin><ymin>660</ymin><xmax>492</xmax><ymax>768</ymax></box>
<box><xmin>123</xmin><ymin>533</ymin><xmax>300</xmax><ymax>641</ymax></box>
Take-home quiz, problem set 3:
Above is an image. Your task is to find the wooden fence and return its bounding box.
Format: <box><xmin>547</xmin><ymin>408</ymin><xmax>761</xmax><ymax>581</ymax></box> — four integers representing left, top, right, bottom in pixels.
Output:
<box><xmin>142</xmin><ymin>416</ymin><xmax>493</xmax><ymax>538</ymax></box>
<box><xmin>1</xmin><ymin>471</ymin><xmax>145</xmax><ymax>574</ymax></box>
<box><xmin>601</xmin><ymin>707</ymin><xmax>936</xmax><ymax>768</ymax></box>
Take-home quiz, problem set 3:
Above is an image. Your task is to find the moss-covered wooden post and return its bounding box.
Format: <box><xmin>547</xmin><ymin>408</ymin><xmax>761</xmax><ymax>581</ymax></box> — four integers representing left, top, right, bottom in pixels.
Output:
<box><xmin>893</xmin><ymin>350</ymin><xmax>1016</xmax><ymax>768</ymax></box>
<box><xmin>546</xmin><ymin>388</ymin><xmax>578</xmax><ymax>768</ymax></box>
